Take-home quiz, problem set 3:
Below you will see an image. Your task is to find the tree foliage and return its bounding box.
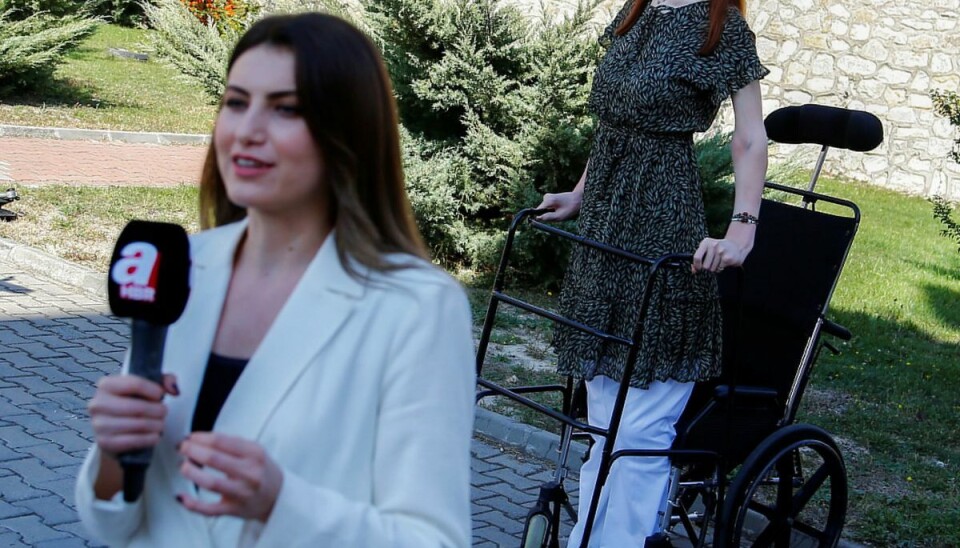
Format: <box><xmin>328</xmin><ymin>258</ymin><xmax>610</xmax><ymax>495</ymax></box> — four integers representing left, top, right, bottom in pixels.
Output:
<box><xmin>368</xmin><ymin>0</ymin><xmax>603</xmax><ymax>283</ymax></box>
<box><xmin>931</xmin><ymin>90</ymin><xmax>960</xmax><ymax>253</ymax></box>
<box><xmin>145</xmin><ymin>0</ymin><xmax>738</xmax><ymax>284</ymax></box>
<box><xmin>142</xmin><ymin>0</ymin><xmax>354</xmax><ymax>103</ymax></box>
<box><xmin>931</xmin><ymin>196</ymin><xmax>960</xmax><ymax>253</ymax></box>
<box><xmin>142</xmin><ymin>0</ymin><xmax>240</xmax><ymax>100</ymax></box>
<box><xmin>932</xmin><ymin>89</ymin><xmax>960</xmax><ymax>164</ymax></box>
<box><xmin>0</xmin><ymin>8</ymin><xmax>97</xmax><ymax>94</ymax></box>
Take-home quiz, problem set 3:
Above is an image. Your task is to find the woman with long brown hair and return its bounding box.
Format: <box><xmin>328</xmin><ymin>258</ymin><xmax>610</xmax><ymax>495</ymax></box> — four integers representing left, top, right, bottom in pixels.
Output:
<box><xmin>537</xmin><ymin>0</ymin><xmax>768</xmax><ymax>544</ymax></box>
<box><xmin>76</xmin><ymin>13</ymin><xmax>475</xmax><ymax>546</ymax></box>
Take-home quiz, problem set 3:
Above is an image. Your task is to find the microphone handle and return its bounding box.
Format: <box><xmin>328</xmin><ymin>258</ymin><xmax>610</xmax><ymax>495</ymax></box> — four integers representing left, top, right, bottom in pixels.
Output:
<box><xmin>119</xmin><ymin>318</ymin><xmax>168</xmax><ymax>502</ymax></box>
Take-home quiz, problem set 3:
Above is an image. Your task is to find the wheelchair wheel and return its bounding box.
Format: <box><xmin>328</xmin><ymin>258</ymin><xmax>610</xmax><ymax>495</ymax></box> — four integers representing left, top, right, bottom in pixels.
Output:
<box><xmin>717</xmin><ymin>423</ymin><xmax>847</xmax><ymax>548</ymax></box>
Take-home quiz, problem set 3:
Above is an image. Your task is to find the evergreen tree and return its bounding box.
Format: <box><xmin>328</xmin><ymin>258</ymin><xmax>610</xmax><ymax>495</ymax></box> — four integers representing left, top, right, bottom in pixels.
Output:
<box><xmin>0</xmin><ymin>8</ymin><xmax>97</xmax><ymax>94</ymax></box>
<box><xmin>368</xmin><ymin>0</ymin><xmax>602</xmax><ymax>284</ymax></box>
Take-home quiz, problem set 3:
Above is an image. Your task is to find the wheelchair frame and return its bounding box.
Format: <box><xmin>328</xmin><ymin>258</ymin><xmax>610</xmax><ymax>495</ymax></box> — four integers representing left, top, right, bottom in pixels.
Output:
<box><xmin>475</xmin><ymin>104</ymin><xmax>882</xmax><ymax>547</ymax></box>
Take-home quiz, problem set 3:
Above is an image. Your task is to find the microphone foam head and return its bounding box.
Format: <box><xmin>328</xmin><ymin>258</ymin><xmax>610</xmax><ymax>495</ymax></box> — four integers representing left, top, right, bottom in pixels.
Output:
<box><xmin>108</xmin><ymin>220</ymin><xmax>190</xmax><ymax>325</ymax></box>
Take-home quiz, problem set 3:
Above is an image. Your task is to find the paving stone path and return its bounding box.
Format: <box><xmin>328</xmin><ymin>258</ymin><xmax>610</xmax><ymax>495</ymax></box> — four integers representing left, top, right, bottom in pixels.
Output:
<box><xmin>0</xmin><ymin>137</ymin><xmax>205</xmax><ymax>187</ymax></box>
<box><xmin>0</xmin><ymin>259</ymin><xmax>579</xmax><ymax>546</ymax></box>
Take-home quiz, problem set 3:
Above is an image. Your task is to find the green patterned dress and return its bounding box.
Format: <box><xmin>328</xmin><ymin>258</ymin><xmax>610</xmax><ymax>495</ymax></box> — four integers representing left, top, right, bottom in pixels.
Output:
<box><xmin>554</xmin><ymin>1</ymin><xmax>768</xmax><ymax>389</ymax></box>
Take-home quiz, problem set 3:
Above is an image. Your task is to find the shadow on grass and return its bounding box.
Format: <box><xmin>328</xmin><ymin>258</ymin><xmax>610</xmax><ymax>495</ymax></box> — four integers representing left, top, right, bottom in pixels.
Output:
<box><xmin>794</xmin><ymin>306</ymin><xmax>959</xmax><ymax>546</ymax></box>
<box><xmin>2</xmin><ymin>74</ymin><xmax>121</xmax><ymax>110</ymax></box>
<box><xmin>818</xmin><ymin>305</ymin><xmax>957</xmax><ymax>446</ymax></box>
<box><xmin>904</xmin><ymin>258</ymin><xmax>960</xmax><ymax>283</ymax></box>
<box><xmin>922</xmin><ymin>282</ymin><xmax>960</xmax><ymax>330</ymax></box>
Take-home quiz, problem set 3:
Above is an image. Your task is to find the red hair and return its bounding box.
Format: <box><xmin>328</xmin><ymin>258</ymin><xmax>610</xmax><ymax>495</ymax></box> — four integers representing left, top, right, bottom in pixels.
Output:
<box><xmin>615</xmin><ymin>0</ymin><xmax>746</xmax><ymax>55</ymax></box>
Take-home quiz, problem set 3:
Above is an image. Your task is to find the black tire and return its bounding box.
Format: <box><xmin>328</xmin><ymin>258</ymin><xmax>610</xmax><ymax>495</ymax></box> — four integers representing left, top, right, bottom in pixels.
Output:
<box><xmin>716</xmin><ymin>424</ymin><xmax>847</xmax><ymax>548</ymax></box>
<box><xmin>521</xmin><ymin>511</ymin><xmax>550</xmax><ymax>548</ymax></box>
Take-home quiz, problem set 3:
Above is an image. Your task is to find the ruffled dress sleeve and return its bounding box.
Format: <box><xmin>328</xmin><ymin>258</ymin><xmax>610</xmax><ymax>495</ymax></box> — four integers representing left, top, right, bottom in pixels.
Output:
<box><xmin>710</xmin><ymin>8</ymin><xmax>769</xmax><ymax>105</ymax></box>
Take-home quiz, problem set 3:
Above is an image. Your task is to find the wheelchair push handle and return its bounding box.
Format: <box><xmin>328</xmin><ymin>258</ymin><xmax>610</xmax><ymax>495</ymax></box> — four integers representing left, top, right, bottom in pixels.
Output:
<box><xmin>509</xmin><ymin>207</ymin><xmax>555</xmax><ymax>229</ymax></box>
<box><xmin>822</xmin><ymin>318</ymin><xmax>852</xmax><ymax>341</ymax></box>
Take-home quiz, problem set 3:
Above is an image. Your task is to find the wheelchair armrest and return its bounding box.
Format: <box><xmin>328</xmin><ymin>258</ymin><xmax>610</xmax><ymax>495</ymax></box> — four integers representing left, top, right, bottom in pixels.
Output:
<box><xmin>714</xmin><ymin>385</ymin><xmax>779</xmax><ymax>403</ymax></box>
<box><xmin>822</xmin><ymin>318</ymin><xmax>852</xmax><ymax>341</ymax></box>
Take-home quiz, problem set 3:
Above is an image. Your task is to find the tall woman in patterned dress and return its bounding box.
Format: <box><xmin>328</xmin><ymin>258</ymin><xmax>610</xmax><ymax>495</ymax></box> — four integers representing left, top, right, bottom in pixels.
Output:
<box><xmin>536</xmin><ymin>0</ymin><xmax>768</xmax><ymax>544</ymax></box>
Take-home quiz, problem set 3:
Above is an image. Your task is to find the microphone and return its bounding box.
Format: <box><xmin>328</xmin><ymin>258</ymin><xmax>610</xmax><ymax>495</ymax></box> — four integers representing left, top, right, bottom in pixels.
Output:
<box><xmin>107</xmin><ymin>220</ymin><xmax>190</xmax><ymax>502</ymax></box>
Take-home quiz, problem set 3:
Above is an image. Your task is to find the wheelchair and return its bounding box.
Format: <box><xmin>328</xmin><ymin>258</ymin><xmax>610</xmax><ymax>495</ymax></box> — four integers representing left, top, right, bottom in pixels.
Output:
<box><xmin>474</xmin><ymin>104</ymin><xmax>884</xmax><ymax>547</ymax></box>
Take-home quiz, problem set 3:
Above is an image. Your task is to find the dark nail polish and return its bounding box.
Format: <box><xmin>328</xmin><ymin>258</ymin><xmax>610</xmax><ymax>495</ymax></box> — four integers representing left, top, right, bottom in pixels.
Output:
<box><xmin>175</xmin><ymin>494</ymin><xmax>184</xmax><ymax>504</ymax></box>
<box><xmin>171</xmin><ymin>382</ymin><xmax>180</xmax><ymax>395</ymax></box>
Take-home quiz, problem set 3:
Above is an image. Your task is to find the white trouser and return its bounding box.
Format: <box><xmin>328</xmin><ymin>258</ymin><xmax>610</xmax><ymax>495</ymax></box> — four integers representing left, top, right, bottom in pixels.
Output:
<box><xmin>567</xmin><ymin>375</ymin><xmax>694</xmax><ymax>548</ymax></box>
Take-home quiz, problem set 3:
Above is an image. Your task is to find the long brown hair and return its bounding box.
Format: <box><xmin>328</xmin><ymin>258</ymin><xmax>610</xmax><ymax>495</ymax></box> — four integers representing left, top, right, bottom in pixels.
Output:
<box><xmin>615</xmin><ymin>0</ymin><xmax>746</xmax><ymax>55</ymax></box>
<box><xmin>199</xmin><ymin>13</ymin><xmax>428</xmax><ymax>277</ymax></box>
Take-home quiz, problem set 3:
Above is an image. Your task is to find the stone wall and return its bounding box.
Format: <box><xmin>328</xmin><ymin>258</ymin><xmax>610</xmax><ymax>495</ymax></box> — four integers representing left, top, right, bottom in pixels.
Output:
<box><xmin>515</xmin><ymin>0</ymin><xmax>960</xmax><ymax>199</ymax></box>
<box><xmin>744</xmin><ymin>0</ymin><xmax>960</xmax><ymax>199</ymax></box>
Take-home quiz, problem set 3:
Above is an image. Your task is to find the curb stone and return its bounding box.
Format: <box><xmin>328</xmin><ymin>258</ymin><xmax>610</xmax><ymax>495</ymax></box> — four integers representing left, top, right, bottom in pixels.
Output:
<box><xmin>474</xmin><ymin>407</ymin><xmax>588</xmax><ymax>464</ymax></box>
<box><xmin>0</xmin><ymin>237</ymin><xmax>106</xmax><ymax>297</ymax></box>
<box><xmin>0</xmin><ymin>124</ymin><xmax>209</xmax><ymax>146</ymax></box>
<box><xmin>0</xmin><ymin>238</ymin><xmax>868</xmax><ymax>548</ymax></box>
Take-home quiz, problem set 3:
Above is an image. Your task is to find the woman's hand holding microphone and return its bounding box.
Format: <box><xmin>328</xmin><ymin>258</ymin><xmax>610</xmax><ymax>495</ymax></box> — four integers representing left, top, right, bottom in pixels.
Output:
<box><xmin>88</xmin><ymin>374</ymin><xmax>282</xmax><ymax>522</ymax></box>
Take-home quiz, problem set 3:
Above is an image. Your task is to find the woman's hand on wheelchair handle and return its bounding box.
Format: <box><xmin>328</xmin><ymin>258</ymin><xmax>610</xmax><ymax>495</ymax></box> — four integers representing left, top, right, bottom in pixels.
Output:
<box><xmin>535</xmin><ymin>190</ymin><xmax>582</xmax><ymax>222</ymax></box>
<box><xmin>692</xmin><ymin>237</ymin><xmax>749</xmax><ymax>273</ymax></box>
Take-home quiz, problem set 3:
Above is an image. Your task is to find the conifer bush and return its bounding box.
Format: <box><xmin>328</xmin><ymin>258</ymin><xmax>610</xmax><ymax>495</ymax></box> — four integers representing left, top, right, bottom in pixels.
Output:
<box><xmin>368</xmin><ymin>0</ymin><xmax>602</xmax><ymax>283</ymax></box>
<box><xmin>142</xmin><ymin>0</ymin><xmax>241</xmax><ymax>100</ymax></box>
<box><xmin>0</xmin><ymin>8</ymin><xmax>97</xmax><ymax>94</ymax></box>
<box><xmin>144</xmin><ymin>0</ymin><xmax>737</xmax><ymax>284</ymax></box>
<box><xmin>372</xmin><ymin>0</ymin><xmax>736</xmax><ymax>282</ymax></box>
<box><xmin>0</xmin><ymin>0</ymin><xmax>86</xmax><ymax>18</ymax></box>
<box><xmin>88</xmin><ymin>0</ymin><xmax>142</xmax><ymax>26</ymax></box>
<box><xmin>143</xmin><ymin>0</ymin><xmax>351</xmax><ymax>102</ymax></box>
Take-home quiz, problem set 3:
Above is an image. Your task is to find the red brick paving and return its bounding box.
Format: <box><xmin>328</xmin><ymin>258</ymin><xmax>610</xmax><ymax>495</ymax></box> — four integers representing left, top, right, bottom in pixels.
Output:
<box><xmin>0</xmin><ymin>136</ymin><xmax>207</xmax><ymax>186</ymax></box>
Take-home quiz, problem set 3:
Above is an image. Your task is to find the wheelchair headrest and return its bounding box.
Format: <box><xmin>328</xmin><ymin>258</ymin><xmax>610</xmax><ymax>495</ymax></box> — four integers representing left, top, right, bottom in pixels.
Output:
<box><xmin>765</xmin><ymin>104</ymin><xmax>884</xmax><ymax>152</ymax></box>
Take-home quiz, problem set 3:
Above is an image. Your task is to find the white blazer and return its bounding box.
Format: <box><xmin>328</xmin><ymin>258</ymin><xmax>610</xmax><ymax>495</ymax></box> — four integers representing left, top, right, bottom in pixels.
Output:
<box><xmin>75</xmin><ymin>220</ymin><xmax>476</xmax><ymax>547</ymax></box>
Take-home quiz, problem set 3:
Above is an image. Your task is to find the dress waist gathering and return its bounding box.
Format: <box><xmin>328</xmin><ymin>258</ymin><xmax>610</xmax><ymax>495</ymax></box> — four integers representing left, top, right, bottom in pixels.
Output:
<box><xmin>594</xmin><ymin>121</ymin><xmax>694</xmax><ymax>149</ymax></box>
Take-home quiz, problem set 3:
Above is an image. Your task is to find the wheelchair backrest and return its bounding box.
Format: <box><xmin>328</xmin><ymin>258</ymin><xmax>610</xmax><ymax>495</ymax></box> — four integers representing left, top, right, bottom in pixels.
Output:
<box><xmin>716</xmin><ymin>187</ymin><xmax>859</xmax><ymax>420</ymax></box>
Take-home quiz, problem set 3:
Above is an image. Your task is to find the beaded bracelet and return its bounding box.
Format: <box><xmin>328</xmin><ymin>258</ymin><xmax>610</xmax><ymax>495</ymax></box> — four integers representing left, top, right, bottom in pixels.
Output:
<box><xmin>731</xmin><ymin>211</ymin><xmax>760</xmax><ymax>225</ymax></box>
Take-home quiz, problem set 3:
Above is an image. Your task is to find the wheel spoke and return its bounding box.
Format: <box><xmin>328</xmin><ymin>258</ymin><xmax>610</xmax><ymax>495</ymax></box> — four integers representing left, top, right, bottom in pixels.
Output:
<box><xmin>793</xmin><ymin>519</ymin><xmax>827</xmax><ymax>540</ymax></box>
<box><xmin>774</xmin><ymin>461</ymin><xmax>795</xmax><ymax>547</ymax></box>
<box><xmin>746</xmin><ymin>500</ymin><xmax>776</xmax><ymax>520</ymax></box>
<box><xmin>792</xmin><ymin>463</ymin><xmax>830</xmax><ymax>513</ymax></box>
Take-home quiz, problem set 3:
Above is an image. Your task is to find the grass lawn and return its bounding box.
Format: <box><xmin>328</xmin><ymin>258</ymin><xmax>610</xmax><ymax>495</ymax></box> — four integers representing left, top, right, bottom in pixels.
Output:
<box><xmin>0</xmin><ymin>24</ymin><xmax>216</xmax><ymax>134</ymax></box>
<box><xmin>0</xmin><ymin>185</ymin><xmax>199</xmax><ymax>267</ymax></box>
<box><xmin>2</xmin><ymin>177</ymin><xmax>958</xmax><ymax>546</ymax></box>
<box><xmin>800</xmin><ymin>178</ymin><xmax>960</xmax><ymax>546</ymax></box>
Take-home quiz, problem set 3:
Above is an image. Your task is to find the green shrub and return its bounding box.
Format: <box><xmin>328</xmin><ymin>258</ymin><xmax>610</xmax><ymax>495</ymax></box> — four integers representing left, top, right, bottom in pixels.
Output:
<box><xmin>931</xmin><ymin>196</ymin><xmax>960</xmax><ymax>253</ymax></box>
<box><xmin>367</xmin><ymin>0</ymin><xmax>602</xmax><ymax>284</ymax></box>
<box><xmin>931</xmin><ymin>89</ymin><xmax>959</xmax><ymax>252</ymax></box>
<box><xmin>0</xmin><ymin>9</ymin><xmax>98</xmax><ymax>94</ymax></box>
<box><xmin>88</xmin><ymin>0</ymin><xmax>144</xmax><ymax>26</ymax></box>
<box><xmin>0</xmin><ymin>0</ymin><xmax>88</xmax><ymax>18</ymax></box>
<box><xmin>374</xmin><ymin>0</ymin><xmax>738</xmax><ymax>283</ymax></box>
<box><xmin>142</xmin><ymin>0</ymin><xmax>352</xmax><ymax>103</ymax></box>
<box><xmin>698</xmin><ymin>132</ymin><xmax>735</xmax><ymax>238</ymax></box>
<box><xmin>932</xmin><ymin>89</ymin><xmax>960</xmax><ymax>164</ymax></box>
<box><xmin>142</xmin><ymin>0</ymin><xmax>239</xmax><ymax>101</ymax></box>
